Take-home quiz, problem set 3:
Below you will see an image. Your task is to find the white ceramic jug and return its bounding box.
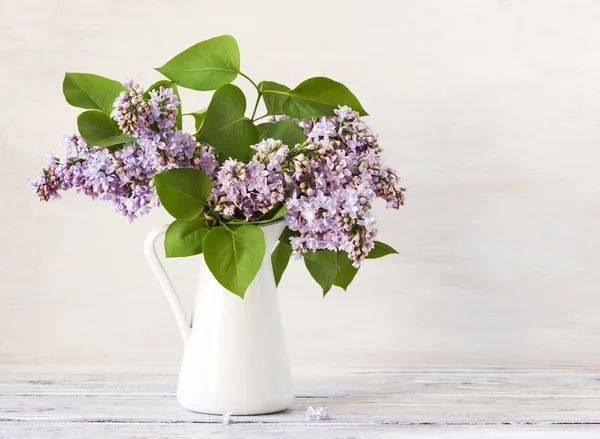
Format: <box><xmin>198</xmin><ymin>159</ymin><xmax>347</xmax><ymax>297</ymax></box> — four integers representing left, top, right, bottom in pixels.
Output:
<box><xmin>144</xmin><ymin>220</ymin><xmax>294</xmax><ymax>415</ymax></box>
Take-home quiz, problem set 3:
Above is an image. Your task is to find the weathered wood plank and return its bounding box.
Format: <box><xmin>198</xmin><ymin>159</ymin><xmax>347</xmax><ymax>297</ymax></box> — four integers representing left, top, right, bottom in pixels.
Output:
<box><xmin>2</xmin><ymin>370</ymin><xmax>600</xmax><ymax>396</ymax></box>
<box><xmin>3</xmin><ymin>393</ymin><xmax>600</xmax><ymax>425</ymax></box>
<box><xmin>2</xmin><ymin>371</ymin><xmax>600</xmax><ymax>438</ymax></box>
<box><xmin>1</xmin><ymin>422</ymin><xmax>600</xmax><ymax>439</ymax></box>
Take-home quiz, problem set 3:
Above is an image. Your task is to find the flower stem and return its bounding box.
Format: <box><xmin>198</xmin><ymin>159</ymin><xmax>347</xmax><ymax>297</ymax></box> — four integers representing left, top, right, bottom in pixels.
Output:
<box><xmin>239</xmin><ymin>71</ymin><xmax>260</xmax><ymax>92</ymax></box>
<box><xmin>253</xmin><ymin>113</ymin><xmax>269</xmax><ymax>122</ymax></box>
<box><xmin>202</xmin><ymin>202</ymin><xmax>223</xmax><ymax>227</ymax></box>
<box><xmin>239</xmin><ymin>72</ymin><xmax>262</xmax><ymax>120</ymax></box>
<box><xmin>250</xmin><ymin>93</ymin><xmax>261</xmax><ymax>120</ymax></box>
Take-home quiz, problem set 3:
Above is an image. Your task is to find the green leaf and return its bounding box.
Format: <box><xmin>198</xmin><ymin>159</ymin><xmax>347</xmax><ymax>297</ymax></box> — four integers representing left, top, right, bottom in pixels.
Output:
<box><xmin>156</xmin><ymin>35</ymin><xmax>240</xmax><ymax>91</ymax></box>
<box><xmin>257</xmin><ymin>120</ymin><xmax>306</xmax><ymax>147</ymax></box>
<box><xmin>304</xmin><ymin>250</ymin><xmax>338</xmax><ymax>296</ymax></box>
<box><xmin>197</xmin><ymin>84</ymin><xmax>258</xmax><ymax>161</ymax></box>
<box><xmin>63</xmin><ymin>73</ymin><xmax>126</xmax><ymax>115</ymax></box>
<box><xmin>154</xmin><ymin>168</ymin><xmax>212</xmax><ymax>220</ymax></box>
<box><xmin>258</xmin><ymin>81</ymin><xmax>290</xmax><ymax>115</ymax></box>
<box><xmin>271</xmin><ymin>241</ymin><xmax>293</xmax><ymax>287</ymax></box>
<box><xmin>203</xmin><ymin>225</ymin><xmax>266</xmax><ymax>298</ymax></box>
<box><xmin>257</xmin><ymin>203</ymin><xmax>287</xmax><ymax>223</ymax></box>
<box><xmin>164</xmin><ymin>218</ymin><xmax>209</xmax><ymax>258</ymax></box>
<box><xmin>366</xmin><ymin>241</ymin><xmax>399</xmax><ymax>259</ymax></box>
<box><xmin>77</xmin><ymin>110</ymin><xmax>134</xmax><ymax>150</ymax></box>
<box><xmin>186</xmin><ymin>108</ymin><xmax>207</xmax><ymax>132</ymax></box>
<box><xmin>279</xmin><ymin>227</ymin><xmax>299</xmax><ymax>244</ymax></box>
<box><xmin>283</xmin><ymin>77</ymin><xmax>368</xmax><ymax>119</ymax></box>
<box><xmin>144</xmin><ymin>80</ymin><xmax>183</xmax><ymax>130</ymax></box>
<box><xmin>333</xmin><ymin>252</ymin><xmax>359</xmax><ymax>291</ymax></box>
<box><xmin>304</xmin><ymin>250</ymin><xmax>360</xmax><ymax>294</ymax></box>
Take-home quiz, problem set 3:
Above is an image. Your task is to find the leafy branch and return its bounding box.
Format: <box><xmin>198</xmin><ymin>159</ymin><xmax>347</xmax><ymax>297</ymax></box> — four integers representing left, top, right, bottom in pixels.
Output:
<box><xmin>60</xmin><ymin>34</ymin><xmax>382</xmax><ymax>298</ymax></box>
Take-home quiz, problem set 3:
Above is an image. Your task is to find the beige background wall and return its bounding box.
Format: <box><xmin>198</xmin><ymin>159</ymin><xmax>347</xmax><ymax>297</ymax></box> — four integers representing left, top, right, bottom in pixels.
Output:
<box><xmin>1</xmin><ymin>0</ymin><xmax>599</xmax><ymax>371</ymax></box>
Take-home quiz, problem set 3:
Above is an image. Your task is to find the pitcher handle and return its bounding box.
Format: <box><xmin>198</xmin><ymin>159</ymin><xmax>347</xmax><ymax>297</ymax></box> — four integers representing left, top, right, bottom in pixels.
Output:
<box><xmin>144</xmin><ymin>225</ymin><xmax>191</xmax><ymax>345</ymax></box>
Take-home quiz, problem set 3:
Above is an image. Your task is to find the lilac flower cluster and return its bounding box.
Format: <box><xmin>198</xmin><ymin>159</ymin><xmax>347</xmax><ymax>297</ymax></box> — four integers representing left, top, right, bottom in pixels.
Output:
<box><xmin>29</xmin><ymin>135</ymin><xmax>112</xmax><ymax>201</ymax></box>
<box><xmin>30</xmin><ymin>79</ymin><xmax>405</xmax><ymax>265</ymax></box>
<box><xmin>211</xmin><ymin>139</ymin><xmax>288</xmax><ymax>221</ymax></box>
<box><xmin>29</xmin><ymin>153</ymin><xmax>66</xmax><ymax>202</ymax></box>
<box><xmin>281</xmin><ymin>106</ymin><xmax>406</xmax><ymax>266</ymax></box>
<box><xmin>113</xmin><ymin>79</ymin><xmax>179</xmax><ymax>135</ymax></box>
<box><xmin>27</xmin><ymin>134</ymin><xmax>161</xmax><ymax>220</ymax></box>
<box><xmin>29</xmin><ymin>80</ymin><xmax>216</xmax><ymax>221</ymax></box>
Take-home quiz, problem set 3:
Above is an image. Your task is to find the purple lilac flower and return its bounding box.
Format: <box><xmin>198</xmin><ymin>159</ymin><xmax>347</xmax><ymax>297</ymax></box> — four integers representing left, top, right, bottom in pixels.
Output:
<box><xmin>113</xmin><ymin>79</ymin><xmax>179</xmax><ymax>136</ymax></box>
<box><xmin>28</xmin><ymin>154</ymin><xmax>64</xmax><ymax>201</ymax></box>
<box><xmin>30</xmin><ymin>80</ymin><xmax>217</xmax><ymax>221</ymax></box>
<box><xmin>334</xmin><ymin>105</ymin><xmax>353</xmax><ymax>122</ymax></box>
<box><xmin>112</xmin><ymin>79</ymin><xmax>150</xmax><ymax>135</ymax></box>
<box><xmin>147</xmin><ymin>86</ymin><xmax>179</xmax><ymax>130</ymax></box>
<box><xmin>30</xmin><ymin>88</ymin><xmax>406</xmax><ymax>263</ymax></box>
<box><xmin>281</xmin><ymin>105</ymin><xmax>405</xmax><ymax>266</ymax></box>
<box><xmin>222</xmin><ymin>412</ymin><xmax>234</xmax><ymax>425</ymax></box>
<box><xmin>210</xmin><ymin>139</ymin><xmax>287</xmax><ymax>221</ymax></box>
<box><xmin>306</xmin><ymin>406</ymin><xmax>330</xmax><ymax>421</ymax></box>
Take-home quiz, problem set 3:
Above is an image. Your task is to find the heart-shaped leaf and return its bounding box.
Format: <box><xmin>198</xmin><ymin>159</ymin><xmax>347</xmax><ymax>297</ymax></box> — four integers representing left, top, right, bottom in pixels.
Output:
<box><xmin>156</xmin><ymin>35</ymin><xmax>240</xmax><ymax>91</ymax></box>
<box><xmin>283</xmin><ymin>77</ymin><xmax>368</xmax><ymax>119</ymax></box>
<box><xmin>153</xmin><ymin>168</ymin><xmax>212</xmax><ymax>220</ymax></box>
<box><xmin>63</xmin><ymin>73</ymin><xmax>126</xmax><ymax>115</ymax></box>
<box><xmin>144</xmin><ymin>80</ymin><xmax>183</xmax><ymax>130</ymax></box>
<box><xmin>365</xmin><ymin>241</ymin><xmax>399</xmax><ymax>259</ymax></box>
<box><xmin>258</xmin><ymin>81</ymin><xmax>290</xmax><ymax>115</ymax></box>
<box><xmin>304</xmin><ymin>249</ymin><xmax>338</xmax><ymax>296</ymax></box>
<box><xmin>271</xmin><ymin>241</ymin><xmax>293</xmax><ymax>287</ymax></box>
<box><xmin>257</xmin><ymin>120</ymin><xmax>306</xmax><ymax>147</ymax></box>
<box><xmin>164</xmin><ymin>217</ymin><xmax>209</xmax><ymax>258</ymax></box>
<box><xmin>77</xmin><ymin>110</ymin><xmax>134</xmax><ymax>150</ymax></box>
<box><xmin>197</xmin><ymin>84</ymin><xmax>258</xmax><ymax>161</ymax></box>
<box><xmin>333</xmin><ymin>252</ymin><xmax>359</xmax><ymax>291</ymax></box>
<box><xmin>304</xmin><ymin>249</ymin><xmax>360</xmax><ymax>294</ymax></box>
<box><xmin>203</xmin><ymin>225</ymin><xmax>266</xmax><ymax>298</ymax></box>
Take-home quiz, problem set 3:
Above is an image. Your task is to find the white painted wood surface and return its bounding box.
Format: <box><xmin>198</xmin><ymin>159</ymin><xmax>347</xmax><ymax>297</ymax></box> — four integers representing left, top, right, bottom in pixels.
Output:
<box><xmin>1</xmin><ymin>370</ymin><xmax>600</xmax><ymax>438</ymax></box>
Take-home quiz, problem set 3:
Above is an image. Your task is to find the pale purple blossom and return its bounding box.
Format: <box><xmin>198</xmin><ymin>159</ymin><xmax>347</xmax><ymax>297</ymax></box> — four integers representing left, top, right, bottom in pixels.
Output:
<box><xmin>112</xmin><ymin>79</ymin><xmax>150</xmax><ymax>135</ymax></box>
<box><xmin>30</xmin><ymin>90</ymin><xmax>406</xmax><ymax>262</ymax></box>
<box><xmin>308</xmin><ymin>117</ymin><xmax>337</xmax><ymax>143</ymax></box>
<box><xmin>211</xmin><ymin>139</ymin><xmax>287</xmax><ymax>221</ymax></box>
<box><xmin>29</xmin><ymin>82</ymin><xmax>215</xmax><ymax>221</ymax></box>
<box><xmin>358</xmin><ymin>212</ymin><xmax>376</xmax><ymax>232</ymax></box>
<box><xmin>281</xmin><ymin>107</ymin><xmax>405</xmax><ymax>265</ymax></box>
<box><xmin>306</xmin><ymin>406</ymin><xmax>330</xmax><ymax>421</ymax></box>
<box><xmin>222</xmin><ymin>412</ymin><xmax>233</xmax><ymax>425</ymax></box>
<box><xmin>334</xmin><ymin>105</ymin><xmax>353</xmax><ymax>122</ymax></box>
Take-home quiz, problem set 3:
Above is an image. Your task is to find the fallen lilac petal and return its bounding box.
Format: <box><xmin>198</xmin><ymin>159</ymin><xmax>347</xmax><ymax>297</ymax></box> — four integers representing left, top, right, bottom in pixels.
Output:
<box><xmin>306</xmin><ymin>406</ymin><xmax>330</xmax><ymax>421</ymax></box>
<box><xmin>222</xmin><ymin>411</ymin><xmax>233</xmax><ymax>425</ymax></box>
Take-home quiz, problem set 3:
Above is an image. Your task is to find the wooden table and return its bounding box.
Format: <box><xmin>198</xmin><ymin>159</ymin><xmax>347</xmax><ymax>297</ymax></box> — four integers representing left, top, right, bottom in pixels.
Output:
<box><xmin>1</xmin><ymin>370</ymin><xmax>600</xmax><ymax>438</ymax></box>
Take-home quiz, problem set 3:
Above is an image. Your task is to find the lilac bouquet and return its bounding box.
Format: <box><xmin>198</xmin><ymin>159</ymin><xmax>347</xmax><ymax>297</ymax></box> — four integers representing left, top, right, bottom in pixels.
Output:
<box><xmin>30</xmin><ymin>35</ymin><xmax>405</xmax><ymax>297</ymax></box>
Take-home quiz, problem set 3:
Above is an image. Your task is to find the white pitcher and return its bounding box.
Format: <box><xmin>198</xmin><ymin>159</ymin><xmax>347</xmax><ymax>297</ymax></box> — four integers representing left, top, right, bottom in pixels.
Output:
<box><xmin>144</xmin><ymin>220</ymin><xmax>294</xmax><ymax>415</ymax></box>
